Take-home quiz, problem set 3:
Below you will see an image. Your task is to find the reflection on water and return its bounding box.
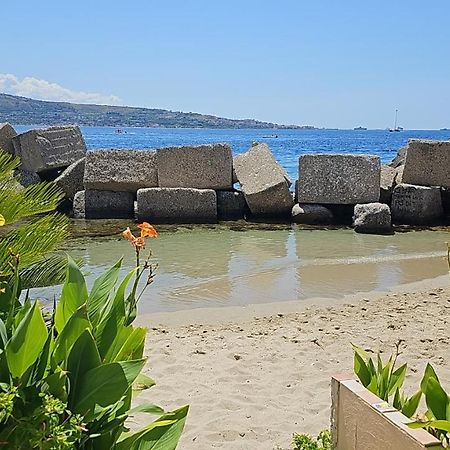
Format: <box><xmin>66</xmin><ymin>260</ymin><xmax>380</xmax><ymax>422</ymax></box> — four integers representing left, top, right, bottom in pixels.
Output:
<box><xmin>33</xmin><ymin>226</ymin><xmax>450</xmax><ymax>313</ymax></box>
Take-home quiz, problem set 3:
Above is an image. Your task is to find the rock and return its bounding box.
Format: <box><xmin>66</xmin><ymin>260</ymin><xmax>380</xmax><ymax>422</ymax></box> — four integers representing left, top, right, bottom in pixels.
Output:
<box><xmin>137</xmin><ymin>188</ymin><xmax>217</xmax><ymax>223</ymax></box>
<box><xmin>297</xmin><ymin>154</ymin><xmax>380</xmax><ymax>204</ymax></box>
<box><xmin>291</xmin><ymin>204</ymin><xmax>334</xmax><ymax>224</ymax></box>
<box><xmin>441</xmin><ymin>188</ymin><xmax>450</xmax><ymax>218</ymax></box>
<box><xmin>233</xmin><ymin>143</ymin><xmax>293</xmax><ymax>217</ymax></box>
<box><xmin>353</xmin><ymin>203</ymin><xmax>392</xmax><ymax>234</ymax></box>
<box><xmin>84</xmin><ymin>149</ymin><xmax>158</xmax><ymax>192</ymax></box>
<box><xmin>156</xmin><ymin>143</ymin><xmax>232</xmax><ymax>189</ymax></box>
<box><xmin>402</xmin><ymin>140</ymin><xmax>450</xmax><ymax>188</ymax></box>
<box><xmin>391</xmin><ymin>183</ymin><xmax>443</xmax><ymax>224</ymax></box>
<box><xmin>12</xmin><ymin>126</ymin><xmax>87</xmax><ymax>173</ymax></box>
<box><xmin>55</xmin><ymin>158</ymin><xmax>85</xmax><ymax>200</ymax></box>
<box><xmin>217</xmin><ymin>190</ymin><xmax>247</xmax><ymax>220</ymax></box>
<box><xmin>15</xmin><ymin>169</ymin><xmax>41</xmax><ymax>186</ymax></box>
<box><xmin>388</xmin><ymin>146</ymin><xmax>407</xmax><ymax>168</ymax></box>
<box><xmin>380</xmin><ymin>165</ymin><xmax>400</xmax><ymax>204</ymax></box>
<box><xmin>0</xmin><ymin>123</ymin><xmax>17</xmax><ymax>155</ymax></box>
<box><xmin>73</xmin><ymin>190</ymin><xmax>134</xmax><ymax>219</ymax></box>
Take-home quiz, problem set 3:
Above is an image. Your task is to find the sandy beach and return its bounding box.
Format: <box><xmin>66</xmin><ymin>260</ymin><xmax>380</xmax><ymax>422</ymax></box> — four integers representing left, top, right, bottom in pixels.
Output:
<box><xmin>133</xmin><ymin>275</ymin><xmax>450</xmax><ymax>450</ymax></box>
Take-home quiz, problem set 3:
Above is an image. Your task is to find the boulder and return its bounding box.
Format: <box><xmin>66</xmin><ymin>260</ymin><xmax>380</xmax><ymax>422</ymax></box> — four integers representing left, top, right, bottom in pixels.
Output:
<box><xmin>291</xmin><ymin>204</ymin><xmax>334</xmax><ymax>224</ymax></box>
<box><xmin>380</xmin><ymin>165</ymin><xmax>400</xmax><ymax>204</ymax></box>
<box><xmin>388</xmin><ymin>146</ymin><xmax>407</xmax><ymax>168</ymax></box>
<box><xmin>0</xmin><ymin>123</ymin><xmax>17</xmax><ymax>155</ymax></box>
<box><xmin>73</xmin><ymin>190</ymin><xmax>134</xmax><ymax>219</ymax></box>
<box><xmin>402</xmin><ymin>140</ymin><xmax>450</xmax><ymax>188</ymax></box>
<box><xmin>353</xmin><ymin>203</ymin><xmax>392</xmax><ymax>234</ymax></box>
<box><xmin>12</xmin><ymin>126</ymin><xmax>87</xmax><ymax>173</ymax></box>
<box><xmin>391</xmin><ymin>183</ymin><xmax>443</xmax><ymax>224</ymax></box>
<box><xmin>217</xmin><ymin>190</ymin><xmax>247</xmax><ymax>220</ymax></box>
<box><xmin>233</xmin><ymin>143</ymin><xmax>293</xmax><ymax>216</ymax></box>
<box><xmin>137</xmin><ymin>188</ymin><xmax>217</xmax><ymax>223</ymax></box>
<box><xmin>55</xmin><ymin>158</ymin><xmax>85</xmax><ymax>200</ymax></box>
<box><xmin>84</xmin><ymin>149</ymin><xmax>158</xmax><ymax>192</ymax></box>
<box><xmin>156</xmin><ymin>143</ymin><xmax>232</xmax><ymax>189</ymax></box>
<box><xmin>15</xmin><ymin>169</ymin><xmax>41</xmax><ymax>187</ymax></box>
<box><xmin>297</xmin><ymin>154</ymin><xmax>380</xmax><ymax>204</ymax></box>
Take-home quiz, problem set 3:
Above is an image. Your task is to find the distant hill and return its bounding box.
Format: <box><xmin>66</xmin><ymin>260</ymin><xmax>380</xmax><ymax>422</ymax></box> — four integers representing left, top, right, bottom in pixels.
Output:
<box><xmin>0</xmin><ymin>93</ymin><xmax>311</xmax><ymax>129</ymax></box>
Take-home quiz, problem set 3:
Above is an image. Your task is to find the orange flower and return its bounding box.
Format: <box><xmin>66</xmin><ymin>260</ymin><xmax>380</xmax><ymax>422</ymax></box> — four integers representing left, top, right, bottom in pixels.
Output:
<box><xmin>137</xmin><ymin>222</ymin><xmax>158</xmax><ymax>238</ymax></box>
<box><xmin>123</xmin><ymin>227</ymin><xmax>136</xmax><ymax>242</ymax></box>
<box><xmin>134</xmin><ymin>236</ymin><xmax>146</xmax><ymax>249</ymax></box>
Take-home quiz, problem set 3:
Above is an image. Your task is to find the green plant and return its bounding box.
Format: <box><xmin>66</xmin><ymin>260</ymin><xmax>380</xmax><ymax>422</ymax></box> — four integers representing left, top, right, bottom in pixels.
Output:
<box><xmin>0</xmin><ymin>246</ymin><xmax>188</xmax><ymax>448</ymax></box>
<box><xmin>352</xmin><ymin>343</ymin><xmax>421</xmax><ymax>418</ymax></box>
<box><xmin>0</xmin><ymin>149</ymin><xmax>70</xmax><ymax>288</ymax></box>
<box><xmin>408</xmin><ymin>364</ymin><xmax>450</xmax><ymax>447</ymax></box>
<box><xmin>292</xmin><ymin>430</ymin><xmax>331</xmax><ymax>450</ymax></box>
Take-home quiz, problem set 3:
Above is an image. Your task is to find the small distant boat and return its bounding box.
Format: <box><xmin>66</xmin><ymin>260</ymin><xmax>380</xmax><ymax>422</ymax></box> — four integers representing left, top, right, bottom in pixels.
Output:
<box><xmin>353</xmin><ymin>126</ymin><xmax>367</xmax><ymax>130</ymax></box>
<box><xmin>389</xmin><ymin>109</ymin><xmax>402</xmax><ymax>132</ymax></box>
<box><xmin>440</xmin><ymin>128</ymin><xmax>449</xmax><ymax>131</ymax></box>
<box><xmin>263</xmin><ymin>134</ymin><xmax>278</xmax><ymax>138</ymax></box>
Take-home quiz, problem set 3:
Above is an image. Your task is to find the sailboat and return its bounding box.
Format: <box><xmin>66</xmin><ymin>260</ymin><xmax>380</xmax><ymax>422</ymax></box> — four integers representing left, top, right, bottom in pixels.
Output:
<box><xmin>389</xmin><ymin>109</ymin><xmax>403</xmax><ymax>132</ymax></box>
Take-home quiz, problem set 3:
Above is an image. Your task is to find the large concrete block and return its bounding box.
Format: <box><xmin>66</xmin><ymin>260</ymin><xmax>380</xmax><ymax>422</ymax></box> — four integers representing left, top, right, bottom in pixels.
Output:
<box><xmin>353</xmin><ymin>203</ymin><xmax>391</xmax><ymax>234</ymax></box>
<box><xmin>12</xmin><ymin>126</ymin><xmax>87</xmax><ymax>173</ymax></box>
<box><xmin>297</xmin><ymin>154</ymin><xmax>380</xmax><ymax>204</ymax></box>
<box><xmin>84</xmin><ymin>149</ymin><xmax>158</xmax><ymax>192</ymax></box>
<box><xmin>402</xmin><ymin>139</ymin><xmax>450</xmax><ymax>188</ymax></box>
<box><xmin>73</xmin><ymin>190</ymin><xmax>134</xmax><ymax>219</ymax></box>
<box><xmin>380</xmin><ymin>165</ymin><xmax>401</xmax><ymax>204</ymax></box>
<box><xmin>217</xmin><ymin>190</ymin><xmax>247</xmax><ymax>220</ymax></box>
<box><xmin>156</xmin><ymin>143</ymin><xmax>232</xmax><ymax>189</ymax></box>
<box><xmin>391</xmin><ymin>183</ymin><xmax>443</xmax><ymax>224</ymax></box>
<box><xmin>233</xmin><ymin>143</ymin><xmax>293</xmax><ymax>216</ymax></box>
<box><xmin>55</xmin><ymin>158</ymin><xmax>85</xmax><ymax>200</ymax></box>
<box><xmin>291</xmin><ymin>204</ymin><xmax>334</xmax><ymax>224</ymax></box>
<box><xmin>0</xmin><ymin>123</ymin><xmax>17</xmax><ymax>155</ymax></box>
<box><xmin>137</xmin><ymin>187</ymin><xmax>217</xmax><ymax>223</ymax></box>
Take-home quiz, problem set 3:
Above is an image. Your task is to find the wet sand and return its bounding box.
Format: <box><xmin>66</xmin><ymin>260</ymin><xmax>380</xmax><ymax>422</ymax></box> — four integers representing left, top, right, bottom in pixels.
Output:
<box><xmin>134</xmin><ymin>275</ymin><xmax>450</xmax><ymax>450</ymax></box>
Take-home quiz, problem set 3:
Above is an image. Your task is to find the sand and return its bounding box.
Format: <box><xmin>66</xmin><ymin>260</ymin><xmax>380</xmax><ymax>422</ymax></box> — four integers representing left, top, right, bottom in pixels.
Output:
<box><xmin>134</xmin><ymin>276</ymin><xmax>450</xmax><ymax>450</ymax></box>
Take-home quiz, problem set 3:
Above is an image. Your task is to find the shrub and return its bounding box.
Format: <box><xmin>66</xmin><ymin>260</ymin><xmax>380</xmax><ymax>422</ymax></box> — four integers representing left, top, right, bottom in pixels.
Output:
<box><xmin>292</xmin><ymin>430</ymin><xmax>331</xmax><ymax>450</ymax></box>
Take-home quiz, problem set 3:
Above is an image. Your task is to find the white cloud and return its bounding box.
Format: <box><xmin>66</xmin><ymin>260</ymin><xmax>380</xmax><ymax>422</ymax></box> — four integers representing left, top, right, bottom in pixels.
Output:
<box><xmin>0</xmin><ymin>73</ymin><xmax>122</xmax><ymax>105</ymax></box>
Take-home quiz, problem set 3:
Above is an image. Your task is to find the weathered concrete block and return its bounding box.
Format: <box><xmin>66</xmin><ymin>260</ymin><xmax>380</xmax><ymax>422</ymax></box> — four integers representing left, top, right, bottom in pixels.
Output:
<box><xmin>55</xmin><ymin>158</ymin><xmax>85</xmax><ymax>200</ymax></box>
<box><xmin>73</xmin><ymin>190</ymin><xmax>134</xmax><ymax>219</ymax></box>
<box><xmin>14</xmin><ymin>169</ymin><xmax>41</xmax><ymax>187</ymax></box>
<box><xmin>297</xmin><ymin>154</ymin><xmax>380</xmax><ymax>204</ymax></box>
<box><xmin>233</xmin><ymin>143</ymin><xmax>293</xmax><ymax>216</ymax></box>
<box><xmin>291</xmin><ymin>204</ymin><xmax>334</xmax><ymax>224</ymax></box>
<box><xmin>380</xmin><ymin>165</ymin><xmax>400</xmax><ymax>204</ymax></box>
<box><xmin>217</xmin><ymin>190</ymin><xmax>247</xmax><ymax>220</ymax></box>
<box><xmin>84</xmin><ymin>149</ymin><xmax>158</xmax><ymax>192</ymax></box>
<box><xmin>402</xmin><ymin>139</ymin><xmax>450</xmax><ymax>188</ymax></box>
<box><xmin>391</xmin><ymin>183</ymin><xmax>443</xmax><ymax>224</ymax></box>
<box><xmin>137</xmin><ymin>188</ymin><xmax>217</xmax><ymax>223</ymax></box>
<box><xmin>156</xmin><ymin>143</ymin><xmax>232</xmax><ymax>189</ymax></box>
<box><xmin>0</xmin><ymin>123</ymin><xmax>17</xmax><ymax>155</ymax></box>
<box><xmin>353</xmin><ymin>203</ymin><xmax>391</xmax><ymax>234</ymax></box>
<box><xmin>12</xmin><ymin>126</ymin><xmax>87</xmax><ymax>173</ymax></box>
<box><xmin>388</xmin><ymin>146</ymin><xmax>407</xmax><ymax>168</ymax></box>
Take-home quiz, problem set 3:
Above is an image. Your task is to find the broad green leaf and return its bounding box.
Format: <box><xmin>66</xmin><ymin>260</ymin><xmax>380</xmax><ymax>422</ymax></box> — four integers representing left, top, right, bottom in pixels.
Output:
<box><xmin>104</xmin><ymin>324</ymin><xmax>133</xmax><ymax>362</ymax></box>
<box><xmin>134</xmin><ymin>373</ymin><xmax>156</xmax><ymax>392</ymax></box>
<box><xmin>41</xmin><ymin>368</ymin><xmax>68</xmax><ymax>400</ymax></box>
<box><xmin>129</xmin><ymin>403</ymin><xmax>165</xmax><ymax>416</ymax></box>
<box><xmin>55</xmin><ymin>256</ymin><xmax>88</xmax><ymax>333</ymax></box>
<box><xmin>116</xmin><ymin>405</ymin><xmax>189</xmax><ymax>450</ymax></box>
<box><xmin>425</xmin><ymin>377</ymin><xmax>449</xmax><ymax>420</ymax></box>
<box><xmin>354</xmin><ymin>352</ymin><xmax>371</xmax><ymax>387</ymax></box>
<box><xmin>0</xmin><ymin>319</ymin><xmax>7</xmax><ymax>349</ymax></box>
<box><xmin>31</xmin><ymin>330</ymin><xmax>54</xmax><ymax>383</ymax></box>
<box><xmin>114</xmin><ymin>327</ymin><xmax>146</xmax><ymax>362</ymax></box>
<box><xmin>351</xmin><ymin>344</ymin><xmax>372</xmax><ymax>362</ymax></box>
<box><xmin>53</xmin><ymin>304</ymin><xmax>91</xmax><ymax>364</ymax></box>
<box><xmin>408</xmin><ymin>420</ymin><xmax>450</xmax><ymax>432</ymax></box>
<box><xmin>87</xmin><ymin>258</ymin><xmax>122</xmax><ymax>326</ymax></box>
<box><xmin>5</xmin><ymin>302</ymin><xmax>47</xmax><ymax>378</ymax></box>
<box><xmin>388</xmin><ymin>363</ymin><xmax>407</xmax><ymax>396</ymax></box>
<box><xmin>421</xmin><ymin>363</ymin><xmax>440</xmax><ymax>393</ymax></box>
<box><xmin>67</xmin><ymin>329</ymin><xmax>101</xmax><ymax>408</ymax></box>
<box><xmin>401</xmin><ymin>390</ymin><xmax>422</xmax><ymax>418</ymax></box>
<box><xmin>71</xmin><ymin>358</ymin><xmax>145</xmax><ymax>417</ymax></box>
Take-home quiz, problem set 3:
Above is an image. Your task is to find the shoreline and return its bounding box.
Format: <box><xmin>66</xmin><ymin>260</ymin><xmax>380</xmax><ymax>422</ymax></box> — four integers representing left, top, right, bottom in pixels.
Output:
<box><xmin>135</xmin><ymin>274</ymin><xmax>450</xmax><ymax>449</ymax></box>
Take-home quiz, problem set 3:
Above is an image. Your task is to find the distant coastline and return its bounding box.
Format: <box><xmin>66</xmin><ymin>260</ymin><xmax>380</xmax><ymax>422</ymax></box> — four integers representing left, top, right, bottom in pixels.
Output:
<box><xmin>0</xmin><ymin>93</ymin><xmax>315</xmax><ymax>129</ymax></box>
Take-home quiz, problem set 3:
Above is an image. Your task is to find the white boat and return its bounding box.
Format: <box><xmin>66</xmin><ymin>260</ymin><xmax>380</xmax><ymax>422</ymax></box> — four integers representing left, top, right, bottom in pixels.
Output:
<box><xmin>389</xmin><ymin>109</ymin><xmax>402</xmax><ymax>132</ymax></box>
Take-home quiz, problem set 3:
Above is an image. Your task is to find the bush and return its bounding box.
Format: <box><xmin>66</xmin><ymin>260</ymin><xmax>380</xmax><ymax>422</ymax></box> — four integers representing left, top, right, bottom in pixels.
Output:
<box><xmin>292</xmin><ymin>430</ymin><xmax>331</xmax><ymax>450</ymax></box>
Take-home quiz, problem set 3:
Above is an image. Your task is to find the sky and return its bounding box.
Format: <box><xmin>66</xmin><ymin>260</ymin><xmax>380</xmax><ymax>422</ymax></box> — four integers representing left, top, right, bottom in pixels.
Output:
<box><xmin>1</xmin><ymin>1</ymin><xmax>450</xmax><ymax>129</ymax></box>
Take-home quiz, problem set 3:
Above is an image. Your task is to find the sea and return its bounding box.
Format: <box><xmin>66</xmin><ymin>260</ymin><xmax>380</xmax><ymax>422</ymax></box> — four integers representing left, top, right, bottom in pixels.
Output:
<box><xmin>15</xmin><ymin>126</ymin><xmax>450</xmax><ymax>182</ymax></box>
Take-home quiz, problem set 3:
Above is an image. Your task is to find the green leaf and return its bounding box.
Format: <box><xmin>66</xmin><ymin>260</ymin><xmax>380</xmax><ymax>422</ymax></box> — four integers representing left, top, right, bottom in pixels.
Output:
<box><xmin>116</xmin><ymin>405</ymin><xmax>189</xmax><ymax>450</ymax></box>
<box><xmin>388</xmin><ymin>363</ymin><xmax>407</xmax><ymax>396</ymax></box>
<box><xmin>54</xmin><ymin>256</ymin><xmax>88</xmax><ymax>333</ymax></box>
<box><xmin>67</xmin><ymin>329</ymin><xmax>101</xmax><ymax>410</ymax></box>
<box><xmin>408</xmin><ymin>420</ymin><xmax>450</xmax><ymax>432</ymax></box>
<box><xmin>354</xmin><ymin>351</ymin><xmax>371</xmax><ymax>387</ymax></box>
<box><xmin>31</xmin><ymin>330</ymin><xmax>54</xmax><ymax>383</ymax></box>
<box><xmin>401</xmin><ymin>390</ymin><xmax>422</xmax><ymax>418</ymax></box>
<box><xmin>87</xmin><ymin>258</ymin><xmax>122</xmax><ymax>326</ymax></box>
<box><xmin>5</xmin><ymin>302</ymin><xmax>47</xmax><ymax>378</ymax></box>
<box><xmin>71</xmin><ymin>359</ymin><xmax>145</xmax><ymax>417</ymax></box>
<box><xmin>113</xmin><ymin>327</ymin><xmax>146</xmax><ymax>362</ymax></box>
<box><xmin>133</xmin><ymin>373</ymin><xmax>156</xmax><ymax>392</ymax></box>
<box><xmin>41</xmin><ymin>368</ymin><xmax>68</xmax><ymax>400</ymax></box>
<box><xmin>421</xmin><ymin>363</ymin><xmax>439</xmax><ymax>393</ymax></box>
<box><xmin>425</xmin><ymin>377</ymin><xmax>449</xmax><ymax>420</ymax></box>
<box><xmin>53</xmin><ymin>304</ymin><xmax>91</xmax><ymax>364</ymax></box>
<box><xmin>129</xmin><ymin>403</ymin><xmax>165</xmax><ymax>416</ymax></box>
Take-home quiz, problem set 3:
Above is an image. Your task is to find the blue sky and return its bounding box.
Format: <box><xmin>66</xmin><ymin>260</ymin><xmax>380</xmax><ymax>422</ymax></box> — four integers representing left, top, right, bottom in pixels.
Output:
<box><xmin>1</xmin><ymin>0</ymin><xmax>449</xmax><ymax>128</ymax></box>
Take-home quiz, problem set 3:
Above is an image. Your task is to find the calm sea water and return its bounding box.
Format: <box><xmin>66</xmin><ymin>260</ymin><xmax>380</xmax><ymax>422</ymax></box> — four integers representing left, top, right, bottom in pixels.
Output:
<box><xmin>15</xmin><ymin>126</ymin><xmax>450</xmax><ymax>182</ymax></box>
